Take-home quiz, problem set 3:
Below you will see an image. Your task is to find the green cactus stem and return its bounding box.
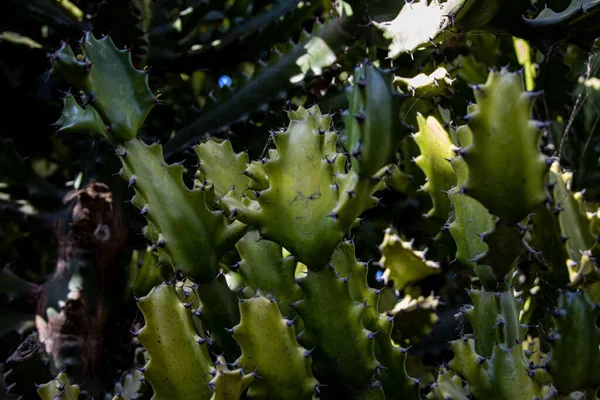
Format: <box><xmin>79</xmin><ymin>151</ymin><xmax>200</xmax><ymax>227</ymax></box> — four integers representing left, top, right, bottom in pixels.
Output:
<box><xmin>412</xmin><ymin>114</ymin><xmax>457</xmax><ymax>223</ymax></box>
<box><xmin>388</xmin><ymin>293</ymin><xmax>440</xmax><ymax>346</ymax></box>
<box><xmin>294</xmin><ymin>265</ymin><xmax>381</xmax><ymax>394</ymax></box>
<box><xmin>459</xmin><ymin>68</ymin><xmax>548</xmax><ymax>224</ymax></box>
<box><xmin>136</xmin><ymin>282</ymin><xmax>214</xmax><ymax>400</ymax></box>
<box><xmin>208</xmin><ymin>355</ymin><xmax>254</xmax><ymax>400</ymax></box>
<box><xmin>36</xmin><ymin>372</ymin><xmax>80</xmax><ymax>400</ymax></box>
<box><xmin>118</xmin><ymin>139</ymin><xmax>248</xmax><ymax>283</ymax></box>
<box><xmin>544</xmin><ymin>290</ymin><xmax>600</xmax><ymax>394</ymax></box>
<box><xmin>234</xmin><ymin>230</ymin><xmax>303</xmax><ymax>319</ymax></box>
<box><xmin>230</xmin><ymin>293</ymin><xmax>318</xmax><ymax>400</ymax></box>
<box><xmin>377</xmin><ymin>227</ymin><xmax>440</xmax><ymax>292</ymax></box>
<box><xmin>49</xmin><ymin>32</ymin><xmax>156</xmax><ymax>144</ymax></box>
<box><xmin>395</xmin><ymin>67</ymin><xmax>455</xmax><ymax>98</ymax></box>
<box><xmin>221</xmin><ymin>105</ymin><xmax>385</xmax><ymax>270</ymax></box>
<box><xmin>427</xmin><ymin>368</ymin><xmax>470</xmax><ymax>400</ymax></box>
<box><xmin>448</xmin><ymin>339</ymin><xmax>546</xmax><ymax>399</ymax></box>
<box><xmin>342</xmin><ymin>64</ymin><xmax>406</xmax><ymax>178</ymax></box>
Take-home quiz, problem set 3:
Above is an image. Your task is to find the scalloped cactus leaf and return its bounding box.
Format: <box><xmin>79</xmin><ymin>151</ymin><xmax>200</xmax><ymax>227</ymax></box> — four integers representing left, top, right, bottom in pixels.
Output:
<box><xmin>413</xmin><ymin>114</ymin><xmax>457</xmax><ymax>223</ymax></box>
<box><xmin>125</xmin><ymin>246</ymin><xmax>167</xmax><ymax>300</ymax></box>
<box><xmin>231</xmin><ymin>293</ymin><xmax>318</xmax><ymax>400</ymax></box>
<box><xmin>118</xmin><ymin>139</ymin><xmax>247</xmax><ymax>283</ymax></box>
<box><xmin>136</xmin><ymin>283</ymin><xmax>214</xmax><ymax>400</ymax></box>
<box><xmin>460</xmin><ymin>68</ymin><xmax>548</xmax><ymax>223</ymax></box>
<box><xmin>378</xmin><ymin>227</ymin><xmax>440</xmax><ymax>291</ymax></box>
<box><xmin>53</xmin><ymin>93</ymin><xmax>108</xmax><ymax>139</ymax></box>
<box><xmin>221</xmin><ymin>105</ymin><xmax>384</xmax><ymax>270</ymax></box>
<box><xmin>449</xmin><ymin>339</ymin><xmax>545</xmax><ymax>399</ymax></box>
<box><xmin>208</xmin><ymin>356</ymin><xmax>254</xmax><ymax>400</ymax></box>
<box><xmin>49</xmin><ymin>32</ymin><xmax>156</xmax><ymax>143</ymax></box>
<box><xmin>342</xmin><ymin>64</ymin><xmax>405</xmax><ymax>178</ymax></box>
<box><xmin>235</xmin><ymin>230</ymin><xmax>302</xmax><ymax>319</ymax></box>
<box><xmin>295</xmin><ymin>265</ymin><xmax>380</xmax><ymax>392</ymax></box>
<box><xmin>194</xmin><ymin>140</ymin><xmax>252</xmax><ymax>200</ymax></box>
<box><xmin>545</xmin><ymin>290</ymin><xmax>600</xmax><ymax>394</ymax></box>
<box><xmin>36</xmin><ymin>372</ymin><xmax>80</xmax><ymax>400</ymax></box>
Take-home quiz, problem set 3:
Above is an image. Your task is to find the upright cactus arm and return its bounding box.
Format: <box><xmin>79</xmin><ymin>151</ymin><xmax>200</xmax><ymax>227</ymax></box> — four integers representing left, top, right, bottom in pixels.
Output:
<box><xmin>208</xmin><ymin>356</ymin><xmax>254</xmax><ymax>400</ymax></box>
<box><xmin>49</xmin><ymin>32</ymin><xmax>248</xmax><ymax>283</ymax></box>
<box><xmin>221</xmin><ymin>105</ymin><xmax>383</xmax><ymax>270</ymax></box>
<box><xmin>342</xmin><ymin>64</ymin><xmax>406</xmax><ymax>179</ymax></box>
<box><xmin>230</xmin><ymin>293</ymin><xmax>319</xmax><ymax>400</ymax></box>
<box><xmin>460</xmin><ymin>68</ymin><xmax>548</xmax><ymax>224</ymax></box>
<box><xmin>412</xmin><ymin>114</ymin><xmax>457</xmax><ymax>224</ymax></box>
<box><xmin>136</xmin><ymin>282</ymin><xmax>214</xmax><ymax>400</ymax></box>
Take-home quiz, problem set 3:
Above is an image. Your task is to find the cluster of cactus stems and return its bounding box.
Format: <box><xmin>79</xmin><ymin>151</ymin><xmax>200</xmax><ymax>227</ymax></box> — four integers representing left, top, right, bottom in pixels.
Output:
<box><xmin>2</xmin><ymin>1</ymin><xmax>600</xmax><ymax>399</ymax></box>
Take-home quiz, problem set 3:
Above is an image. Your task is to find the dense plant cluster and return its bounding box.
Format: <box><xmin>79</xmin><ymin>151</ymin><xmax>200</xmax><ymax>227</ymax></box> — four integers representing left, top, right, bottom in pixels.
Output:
<box><xmin>1</xmin><ymin>0</ymin><xmax>600</xmax><ymax>399</ymax></box>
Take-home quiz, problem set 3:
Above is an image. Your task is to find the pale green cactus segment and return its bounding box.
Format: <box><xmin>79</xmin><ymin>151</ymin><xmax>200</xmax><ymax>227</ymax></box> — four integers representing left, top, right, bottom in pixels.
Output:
<box><xmin>49</xmin><ymin>32</ymin><xmax>156</xmax><ymax>143</ymax></box>
<box><xmin>36</xmin><ymin>372</ymin><xmax>80</xmax><ymax>400</ymax></box>
<box><xmin>413</xmin><ymin>114</ymin><xmax>457</xmax><ymax>223</ymax></box>
<box><xmin>449</xmin><ymin>339</ymin><xmax>546</xmax><ymax>399</ymax></box>
<box><xmin>395</xmin><ymin>67</ymin><xmax>455</xmax><ymax>98</ymax></box>
<box><xmin>136</xmin><ymin>283</ymin><xmax>214</xmax><ymax>400</ymax></box>
<box><xmin>427</xmin><ymin>368</ymin><xmax>470</xmax><ymax>400</ymax></box>
<box><xmin>464</xmin><ymin>290</ymin><xmax>527</xmax><ymax>357</ymax></box>
<box><xmin>551</xmin><ymin>162</ymin><xmax>598</xmax><ymax>260</ymax></box>
<box><xmin>461</xmin><ymin>68</ymin><xmax>548</xmax><ymax>223</ymax></box>
<box><xmin>231</xmin><ymin>294</ymin><xmax>319</xmax><ymax>400</ymax></box>
<box><xmin>295</xmin><ymin>265</ymin><xmax>380</xmax><ymax>390</ymax></box>
<box><xmin>209</xmin><ymin>356</ymin><xmax>254</xmax><ymax>400</ymax></box>
<box><xmin>545</xmin><ymin>290</ymin><xmax>600</xmax><ymax>394</ymax></box>
<box><xmin>448</xmin><ymin>124</ymin><xmax>495</xmax><ymax>269</ymax></box>
<box><xmin>118</xmin><ymin>139</ymin><xmax>247</xmax><ymax>283</ymax></box>
<box><xmin>53</xmin><ymin>94</ymin><xmax>108</xmax><ymax>138</ymax></box>
<box><xmin>377</xmin><ymin>227</ymin><xmax>440</xmax><ymax>291</ymax></box>
<box><xmin>221</xmin><ymin>105</ymin><xmax>383</xmax><ymax>270</ymax></box>
<box><xmin>194</xmin><ymin>140</ymin><xmax>252</xmax><ymax>200</ymax></box>
<box><xmin>235</xmin><ymin>230</ymin><xmax>302</xmax><ymax>319</ymax></box>
<box><xmin>190</xmin><ymin>275</ymin><xmax>242</xmax><ymax>361</ymax></box>
<box><xmin>342</xmin><ymin>64</ymin><xmax>405</xmax><ymax>178</ymax></box>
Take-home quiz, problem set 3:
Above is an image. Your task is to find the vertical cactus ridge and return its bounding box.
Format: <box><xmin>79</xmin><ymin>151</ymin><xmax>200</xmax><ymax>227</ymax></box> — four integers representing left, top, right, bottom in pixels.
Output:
<box><xmin>544</xmin><ymin>290</ymin><xmax>600</xmax><ymax>394</ymax></box>
<box><xmin>463</xmin><ymin>290</ymin><xmax>527</xmax><ymax>358</ymax></box>
<box><xmin>447</xmin><ymin>124</ymin><xmax>495</xmax><ymax>269</ymax></box>
<box><xmin>208</xmin><ymin>355</ymin><xmax>254</xmax><ymax>400</ymax></box>
<box><xmin>235</xmin><ymin>230</ymin><xmax>302</xmax><ymax>319</ymax></box>
<box><xmin>448</xmin><ymin>339</ymin><xmax>546</xmax><ymax>399</ymax></box>
<box><xmin>221</xmin><ymin>105</ymin><xmax>384</xmax><ymax>270</ymax></box>
<box><xmin>49</xmin><ymin>32</ymin><xmax>156</xmax><ymax>143</ymax></box>
<box><xmin>460</xmin><ymin>68</ymin><xmax>548</xmax><ymax>224</ymax></box>
<box><xmin>36</xmin><ymin>372</ymin><xmax>80</xmax><ymax>400</ymax></box>
<box><xmin>377</xmin><ymin>227</ymin><xmax>440</xmax><ymax>292</ymax></box>
<box><xmin>294</xmin><ymin>265</ymin><xmax>381</xmax><ymax>393</ymax></box>
<box><xmin>342</xmin><ymin>64</ymin><xmax>406</xmax><ymax>179</ymax></box>
<box><xmin>118</xmin><ymin>139</ymin><xmax>247</xmax><ymax>283</ymax></box>
<box><xmin>230</xmin><ymin>293</ymin><xmax>319</xmax><ymax>400</ymax></box>
<box><xmin>194</xmin><ymin>140</ymin><xmax>253</xmax><ymax>201</ymax></box>
<box><xmin>413</xmin><ymin>114</ymin><xmax>457</xmax><ymax>223</ymax></box>
<box><xmin>136</xmin><ymin>283</ymin><xmax>214</xmax><ymax>400</ymax></box>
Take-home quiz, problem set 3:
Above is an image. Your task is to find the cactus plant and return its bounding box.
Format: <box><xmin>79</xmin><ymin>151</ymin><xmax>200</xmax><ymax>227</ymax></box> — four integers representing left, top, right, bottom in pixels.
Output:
<box><xmin>2</xmin><ymin>1</ymin><xmax>600</xmax><ymax>400</ymax></box>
